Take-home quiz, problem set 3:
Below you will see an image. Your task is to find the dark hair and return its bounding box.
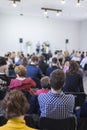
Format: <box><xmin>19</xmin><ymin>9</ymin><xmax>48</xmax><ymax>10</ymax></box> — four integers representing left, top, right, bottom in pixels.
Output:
<box><xmin>50</xmin><ymin>69</ymin><xmax>65</xmax><ymax>90</ymax></box>
<box><xmin>2</xmin><ymin>90</ymin><xmax>29</xmax><ymax>119</ymax></box>
<box><xmin>39</xmin><ymin>55</ymin><xmax>45</xmax><ymax>61</ymax></box>
<box><xmin>52</xmin><ymin>57</ymin><xmax>57</xmax><ymax>64</ymax></box>
<box><xmin>22</xmin><ymin>57</ymin><xmax>28</xmax><ymax>67</ymax></box>
<box><xmin>31</xmin><ymin>56</ymin><xmax>38</xmax><ymax>62</ymax></box>
<box><xmin>0</xmin><ymin>57</ymin><xmax>7</xmax><ymax>66</ymax></box>
<box><xmin>68</xmin><ymin>60</ymin><xmax>79</xmax><ymax>74</ymax></box>
<box><xmin>41</xmin><ymin>76</ymin><xmax>50</xmax><ymax>89</ymax></box>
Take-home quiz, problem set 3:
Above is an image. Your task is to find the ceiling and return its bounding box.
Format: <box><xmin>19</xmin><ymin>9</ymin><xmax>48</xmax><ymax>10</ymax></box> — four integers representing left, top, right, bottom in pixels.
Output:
<box><xmin>0</xmin><ymin>0</ymin><xmax>87</xmax><ymax>21</ymax></box>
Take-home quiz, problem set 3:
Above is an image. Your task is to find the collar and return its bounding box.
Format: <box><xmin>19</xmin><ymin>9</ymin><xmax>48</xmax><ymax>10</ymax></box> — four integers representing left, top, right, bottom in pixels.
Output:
<box><xmin>48</xmin><ymin>90</ymin><xmax>64</xmax><ymax>96</ymax></box>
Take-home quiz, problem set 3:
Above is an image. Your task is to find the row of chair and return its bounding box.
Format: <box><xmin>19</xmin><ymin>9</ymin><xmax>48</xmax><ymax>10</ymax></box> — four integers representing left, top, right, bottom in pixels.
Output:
<box><xmin>0</xmin><ymin>115</ymin><xmax>87</xmax><ymax>130</ymax></box>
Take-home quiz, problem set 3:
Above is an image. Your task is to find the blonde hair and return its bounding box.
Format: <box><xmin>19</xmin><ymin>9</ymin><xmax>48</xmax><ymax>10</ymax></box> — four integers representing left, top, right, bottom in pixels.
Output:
<box><xmin>15</xmin><ymin>65</ymin><xmax>26</xmax><ymax>77</ymax></box>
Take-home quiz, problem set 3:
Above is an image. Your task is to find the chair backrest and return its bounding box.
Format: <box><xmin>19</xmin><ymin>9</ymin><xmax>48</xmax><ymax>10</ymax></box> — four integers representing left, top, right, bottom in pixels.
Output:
<box><xmin>24</xmin><ymin>115</ymin><xmax>35</xmax><ymax>128</ymax></box>
<box><xmin>0</xmin><ymin>116</ymin><xmax>7</xmax><ymax>126</ymax></box>
<box><xmin>39</xmin><ymin>117</ymin><xmax>76</xmax><ymax>130</ymax></box>
<box><xmin>24</xmin><ymin>114</ymin><xmax>39</xmax><ymax>129</ymax></box>
<box><xmin>77</xmin><ymin>118</ymin><xmax>87</xmax><ymax>130</ymax></box>
<box><xmin>65</xmin><ymin>92</ymin><xmax>86</xmax><ymax>107</ymax></box>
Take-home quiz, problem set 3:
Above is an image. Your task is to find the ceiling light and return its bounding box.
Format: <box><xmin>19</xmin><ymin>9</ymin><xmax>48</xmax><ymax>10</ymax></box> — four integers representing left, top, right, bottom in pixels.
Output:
<box><xmin>12</xmin><ymin>1</ymin><xmax>17</xmax><ymax>7</ymax></box>
<box><xmin>9</xmin><ymin>0</ymin><xmax>21</xmax><ymax>7</ymax></box>
<box><xmin>56</xmin><ymin>11</ymin><xmax>61</xmax><ymax>16</ymax></box>
<box><xmin>61</xmin><ymin>0</ymin><xmax>66</xmax><ymax>4</ymax></box>
<box><xmin>41</xmin><ymin>7</ymin><xmax>62</xmax><ymax>16</ymax></box>
<box><xmin>76</xmin><ymin>0</ymin><xmax>81</xmax><ymax>6</ymax></box>
<box><xmin>44</xmin><ymin>9</ymin><xmax>48</xmax><ymax>15</ymax></box>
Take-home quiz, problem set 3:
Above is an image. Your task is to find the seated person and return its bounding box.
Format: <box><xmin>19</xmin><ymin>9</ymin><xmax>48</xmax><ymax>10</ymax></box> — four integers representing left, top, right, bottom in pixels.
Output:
<box><xmin>63</xmin><ymin>60</ymin><xmax>84</xmax><ymax>92</ymax></box>
<box><xmin>0</xmin><ymin>90</ymin><xmax>37</xmax><ymax>130</ymax></box>
<box><xmin>79</xmin><ymin>97</ymin><xmax>87</xmax><ymax>118</ymax></box>
<box><xmin>46</xmin><ymin>57</ymin><xmax>61</xmax><ymax>77</ymax></box>
<box><xmin>63</xmin><ymin>61</ymin><xmax>69</xmax><ymax>73</ymax></box>
<box><xmin>35</xmin><ymin>76</ymin><xmax>50</xmax><ymax>95</ymax></box>
<box><xmin>0</xmin><ymin>56</ymin><xmax>8</xmax><ymax>76</ymax></box>
<box><xmin>0</xmin><ymin>56</ymin><xmax>10</xmax><ymax>86</ymax></box>
<box><xmin>8</xmin><ymin>65</ymin><xmax>36</xmax><ymax>95</ymax></box>
<box><xmin>26</xmin><ymin>56</ymin><xmax>43</xmax><ymax>79</ymax></box>
<box><xmin>38</xmin><ymin>69</ymin><xmax>75</xmax><ymax>119</ymax></box>
<box><xmin>39</xmin><ymin>55</ymin><xmax>48</xmax><ymax>75</ymax></box>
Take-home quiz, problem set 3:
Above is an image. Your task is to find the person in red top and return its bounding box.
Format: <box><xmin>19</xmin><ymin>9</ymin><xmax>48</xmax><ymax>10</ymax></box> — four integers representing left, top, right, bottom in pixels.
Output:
<box><xmin>35</xmin><ymin>76</ymin><xmax>50</xmax><ymax>95</ymax></box>
<box><xmin>8</xmin><ymin>65</ymin><xmax>36</xmax><ymax>95</ymax></box>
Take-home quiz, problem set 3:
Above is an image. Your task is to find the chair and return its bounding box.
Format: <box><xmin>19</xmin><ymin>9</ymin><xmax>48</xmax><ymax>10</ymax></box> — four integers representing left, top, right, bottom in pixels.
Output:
<box><xmin>24</xmin><ymin>114</ymin><xmax>35</xmax><ymax>128</ymax></box>
<box><xmin>24</xmin><ymin>114</ymin><xmax>39</xmax><ymax>129</ymax></box>
<box><xmin>0</xmin><ymin>116</ymin><xmax>7</xmax><ymax>126</ymax></box>
<box><xmin>77</xmin><ymin>118</ymin><xmax>87</xmax><ymax>130</ymax></box>
<box><xmin>39</xmin><ymin>117</ymin><xmax>77</xmax><ymax>130</ymax></box>
<box><xmin>65</xmin><ymin>92</ymin><xmax>86</xmax><ymax>107</ymax></box>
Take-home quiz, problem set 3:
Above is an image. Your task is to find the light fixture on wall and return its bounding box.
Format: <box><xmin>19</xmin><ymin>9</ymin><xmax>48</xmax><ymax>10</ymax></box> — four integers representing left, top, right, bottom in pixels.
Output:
<box><xmin>41</xmin><ymin>7</ymin><xmax>62</xmax><ymax>17</ymax></box>
<box><xmin>9</xmin><ymin>0</ymin><xmax>21</xmax><ymax>7</ymax></box>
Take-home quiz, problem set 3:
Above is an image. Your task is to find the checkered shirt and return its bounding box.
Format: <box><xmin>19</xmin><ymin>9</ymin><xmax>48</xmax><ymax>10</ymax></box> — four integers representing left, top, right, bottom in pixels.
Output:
<box><xmin>38</xmin><ymin>91</ymin><xmax>75</xmax><ymax>119</ymax></box>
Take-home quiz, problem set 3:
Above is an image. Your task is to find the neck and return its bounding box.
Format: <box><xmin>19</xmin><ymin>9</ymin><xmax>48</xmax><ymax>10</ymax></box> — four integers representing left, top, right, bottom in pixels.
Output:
<box><xmin>12</xmin><ymin>115</ymin><xmax>24</xmax><ymax>120</ymax></box>
<box><xmin>51</xmin><ymin>88</ymin><xmax>62</xmax><ymax>94</ymax></box>
<box><xmin>52</xmin><ymin>63</ymin><xmax>57</xmax><ymax>66</ymax></box>
<box><xmin>16</xmin><ymin>75</ymin><xmax>25</xmax><ymax>80</ymax></box>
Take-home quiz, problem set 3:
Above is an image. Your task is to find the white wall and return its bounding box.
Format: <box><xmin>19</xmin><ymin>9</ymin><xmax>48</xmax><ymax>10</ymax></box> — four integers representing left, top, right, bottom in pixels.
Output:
<box><xmin>79</xmin><ymin>20</ymin><xmax>87</xmax><ymax>52</ymax></box>
<box><xmin>0</xmin><ymin>14</ymin><xmax>80</xmax><ymax>56</ymax></box>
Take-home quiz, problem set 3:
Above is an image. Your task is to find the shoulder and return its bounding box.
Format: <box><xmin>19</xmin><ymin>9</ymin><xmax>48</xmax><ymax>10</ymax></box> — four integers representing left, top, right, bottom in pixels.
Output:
<box><xmin>10</xmin><ymin>78</ymin><xmax>18</xmax><ymax>83</ymax></box>
<box><xmin>64</xmin><ymin>93</ymin><xmax>75</xmax><ymax>101</ymax></box>
<box><xmin>38</xmin><ymin>93</ymin><xmax>47</xmax><ymax>100</ymax></box>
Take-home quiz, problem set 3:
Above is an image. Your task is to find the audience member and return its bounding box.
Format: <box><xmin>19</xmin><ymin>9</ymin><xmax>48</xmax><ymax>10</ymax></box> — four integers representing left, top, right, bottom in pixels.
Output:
<box><xmin>80</xmin><ymin>97</ymin><xmax>87</xmax><ymax>117</ymax></box>
<box><xmin>63</xmin><ymin>60</ymin><xmax>84</xmax><ymax>92</ymax></box>
<box><xmin>8</xmin><ymin>65</ymin><xmax>36</xmax><ymax>95</ymax></box>
<box><xmin>0</xmin><ymin>56</ymin><xmax>10</xmax><ymax>87</ymax></box>
<box><xmin>26</xmin><ymin>56</ymin><xmax>43</xmax><ymax>79</ymax></box>
<box><xmin>63</xmin><ymin>61</ymin><xmax>69</xmax><ymax>73</ymax></box>
<box><xmin>39</xmin><ymin>55</ymin><xmax>48</xmax><ymax>75</ymax></box>
<box><xmin>46</xmin><ymin>57</ymin><xmax>61</xmax><ymax>76</ymax></box>
<box><xmin>0</xmin><ymin>90</ymin><xmax>37</xmax><ymax>130</ymax></box>
<box><xmin>0</xmin><ymin>56</ymin><xmax>8</xmax><ymax>76</ymax></box>
<box><xmin>22</xmin><ymin>57</ymin><xmax>28</xmax><ymax>67</ymax></box>
<box><xmin>80</xmin><ymin>53</ymin><xmax>87</xmax><ymax>70</ymax></box>
<box><xmin>8</xmin><ymin>64</ymin><xmax>16</xmax><ymax>77</ymax></box>
<box><xmin>35</xmin><ymin>76</ymin><xmax>50</xmax><ymax>95</ymax></box>
<box><xmin>38</xmin><ymin>69</ymin><xmax>75</xmax><ymax>119</ymax></box>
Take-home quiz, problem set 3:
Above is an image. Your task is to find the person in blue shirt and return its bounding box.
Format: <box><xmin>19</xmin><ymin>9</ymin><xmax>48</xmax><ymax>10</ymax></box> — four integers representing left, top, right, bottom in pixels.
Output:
<box><xmin>26</xmin><ymin>55</ymin><xmax>43</xmax><ymax>79</ymax></box>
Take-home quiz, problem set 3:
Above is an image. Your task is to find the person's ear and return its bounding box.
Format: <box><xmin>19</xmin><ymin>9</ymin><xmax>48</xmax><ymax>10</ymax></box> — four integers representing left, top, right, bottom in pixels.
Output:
<box><xmin>62</xmin><ymin>83</ymin><xmax>65</xmax><ymax>88</ymax></box>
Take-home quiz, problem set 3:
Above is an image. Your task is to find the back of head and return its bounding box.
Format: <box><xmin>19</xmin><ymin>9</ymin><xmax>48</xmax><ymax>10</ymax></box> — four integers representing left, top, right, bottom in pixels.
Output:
<box><xmin>22</xmin><ymin>57</ymin><xmax>28</xmax><ymax>67</ymax></box>
<box><xmin>31</xmin><ymin>55</ymin><xmax>38</xmax><ymax>62</ymax></box>
<box><xmin>0</xmin><ymin>57</ymin><xmax>7</xmax><ymax>67</ymax></box>
<box><xmin>69</xmin><ymin>60</ymin><xmax>79</xmax><ymax>74</ymax></box>
<box><xmin>50</xmin><ymin>69</ymin><xmax>65</xmax><ymax>90</ymax></box>
<box><xmin>14</xmin><ymin>65</ymin><xmax>26</xmax><ymax>77</ymax></box>
<box><xmin>41</xmin><ymin>76</ymin><xmax>50</xmax><ymax>89</ymax></box>
<box><xmin>52</xmin><ymin>57</ymin><xmax>57</xmax><ymax>64</ymax></box>
<box><xmin>2</xmin><ymin>90</ymin><xmax>29</xmax><ymax>119</ymax></box>
<box><xmin>39</xmin><ymin>55</ymin><xmax>45</xmax><ymax>62</ymax></box>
